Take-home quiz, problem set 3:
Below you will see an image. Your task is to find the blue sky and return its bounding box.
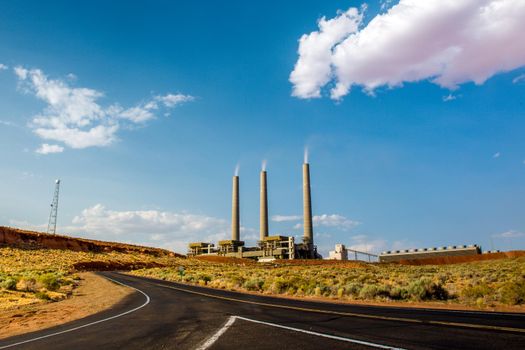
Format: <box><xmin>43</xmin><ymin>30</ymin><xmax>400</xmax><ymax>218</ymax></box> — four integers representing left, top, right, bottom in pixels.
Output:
<box><xmin>1</xmin><ymin>0</ymin><xmax>524</xmax><ymax>255</ymax></box>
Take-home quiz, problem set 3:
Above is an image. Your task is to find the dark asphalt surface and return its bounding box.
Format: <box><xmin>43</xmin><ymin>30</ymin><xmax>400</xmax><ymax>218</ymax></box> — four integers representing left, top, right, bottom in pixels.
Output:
<box><xmin>1</xmin><ymin>271</ymin><xmax>524</xmax><ymax>350</ymax></box>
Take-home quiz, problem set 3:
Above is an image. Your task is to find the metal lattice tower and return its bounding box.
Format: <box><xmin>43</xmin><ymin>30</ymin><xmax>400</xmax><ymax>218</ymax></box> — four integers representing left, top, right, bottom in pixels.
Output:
<box><xmin>47</xmin><ymin>179</ymin><xmax>61</xmax><ymax>235</ymax></box>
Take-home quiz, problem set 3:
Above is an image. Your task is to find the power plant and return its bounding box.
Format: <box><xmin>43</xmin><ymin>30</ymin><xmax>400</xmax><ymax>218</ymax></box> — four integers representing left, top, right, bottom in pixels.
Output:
<box><xmin>188</xmin><ymin>160</ymin><xmax>320</xmax><ymax>260</ymax></box>
<box><xmin>188</xmin><ymin>158</ymin><xmax>486</xmax><ymax>263</ymax></box>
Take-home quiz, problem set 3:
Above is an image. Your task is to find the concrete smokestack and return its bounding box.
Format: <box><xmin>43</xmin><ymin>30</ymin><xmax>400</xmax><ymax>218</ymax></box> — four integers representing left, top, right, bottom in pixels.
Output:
<box><xmin>303</xmin><ymin>163</ymin><xmax>313</xmax><ymax>245</ymax></box>
<box><xmin>260</xmin><ymin>170</ymin><xmax>269</xmax><ymax>240</ymax></box>
<box><xmin>231</xmin><ymin>175</ymin><xmax>240</xmax><ymax>241</ymax></box>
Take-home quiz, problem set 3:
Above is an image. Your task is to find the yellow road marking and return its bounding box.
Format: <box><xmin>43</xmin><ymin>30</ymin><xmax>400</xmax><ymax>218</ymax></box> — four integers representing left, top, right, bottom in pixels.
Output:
<box><xmin>152</xmin><ymin>282</ymin><xmax>525</xmax><ymax>334</ymax></box>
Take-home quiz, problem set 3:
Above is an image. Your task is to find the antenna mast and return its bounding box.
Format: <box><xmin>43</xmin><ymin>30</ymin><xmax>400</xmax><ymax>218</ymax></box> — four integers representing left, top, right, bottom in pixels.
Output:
<box><xmin>47</xmin><ymin>179</ymin><xmax>61</xmax><ymax>235</ymax></box>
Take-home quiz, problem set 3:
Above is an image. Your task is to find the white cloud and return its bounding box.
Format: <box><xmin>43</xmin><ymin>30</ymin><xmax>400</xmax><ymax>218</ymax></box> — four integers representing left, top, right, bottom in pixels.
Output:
<box><xmin>271</xmin><ymin>215</ymin><xmax>302</xmax><ymax>222</ymax></box>
<box><xmin>291</xmin><ymin>0</ymin><xmax>525</xmax><ymax>100</ymax></box>
<box><xmin>20</xmin><ymin>171</ymin><xmax>36</xmax><ymax>179</ymax></box>
<box><xmin>115</xmin><ymin>105</ymin><xmax>156</xmax><ymax>123</ymax></box>
<box><xmin>313</xmin><ymin>214</ymin><xmax>360</xmax><ymax>230</ymax></box>
<box><xmin>289</xmin><ymin>7</ymin><xmax>363</xmax><ymax>98</ymax></box>
<box><xmin>492</xmin><ymin>230</ymin><xmax>524</xmax><ymax>238</ymax></box>
<box><xmin>8</xmin><ymin>219</ymin><xmax>47</xmax><ymax>231</ymax></box>
<box><xmin>155</xmin><ymin>93</ymin><xmax>194</xmax><ymax>108</ymax></box>
<box><xmin>442</xmin><ymin>94</ymin><xmax>457</xmax><ymax>102</ymax></box>
<box><xmin>36</xmin><ymin>143</ymin><xmax>64</xmax><ymax>154</ymax></box>
<box><xmin>380</xmin><ymin>0</ymin><xmax>396</xmax><ymax>12</ymax></box>
<box><xmin>14</xmin><ymin>67</ymin><xmax>194</xmax><ymax>153</ymax></box>
<box><xmin>69</xmin><ymin>204</ymin><xmax>230</xmax><ymax>253</ymax></box>
<box><xmin>347</xmin><ymin>235</ymin><xmax>388</xmax><ymax>255</ymax></box>
<box><xmin>285</xmin><ymin>213</ymin><xmax>360</xmax><ymax>231</ymax></box>
<box><xmin>0</xmin><ymin>120</ymin><xmax>15</xmax><ymax>127</ymax></box>
<box><xmin>493</xmin><ymin>152</ymin><xmax>501</xmax><ymax>158</ymax></box>
<box><xmin>34</xmin><ymin>125</ymin><xmax>119</xmax><ymax>149</ymax></box>
<box><xmin>0</xmin><ymin>63</ymin><xmax>8</xmax><ymax>70</ymax></box>
<box><xmin>11</xmin><ymin>203</ymin><xmax>259</xmax><ymax>253</ymax></box>
<box><xmin>512</xmin><ymin>74</ymin><xmax>525</xmax><ymax>84</ymax></box>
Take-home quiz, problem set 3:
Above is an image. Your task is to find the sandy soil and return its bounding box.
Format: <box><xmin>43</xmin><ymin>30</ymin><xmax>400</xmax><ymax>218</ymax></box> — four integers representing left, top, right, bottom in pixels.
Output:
<box><xmin>0</xmin><ymin>272</ymin><xmax>132</xmax><ymax>340</ymax></box>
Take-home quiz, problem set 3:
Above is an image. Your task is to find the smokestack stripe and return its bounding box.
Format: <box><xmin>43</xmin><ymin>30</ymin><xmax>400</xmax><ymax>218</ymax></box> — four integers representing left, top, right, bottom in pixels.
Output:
<box><xmin>303</xmin><ymin>163</ymin><xmax>313</xmax><ymax>245</ymax></box>
<box><xmin>260</xmin><ymin>170</ymin><xmax>269</xmax><ymax>240</ymax></box>
<box><xmin>231</xmin><ymin>175</ymin><xmax>240</xmax><ymax>241</ymax></box>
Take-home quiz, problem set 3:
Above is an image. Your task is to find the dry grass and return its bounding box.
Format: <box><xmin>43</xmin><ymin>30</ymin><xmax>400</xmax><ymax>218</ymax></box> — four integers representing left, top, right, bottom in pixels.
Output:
<box><xmin>0</xmin><ymin>246</ymin><xmax>178</xmax><ymax>311</ymax></box>
<box><xmin>0</xmin><ymin>272</ymin><xmax>132</xmax><ymax>340</ymax></box>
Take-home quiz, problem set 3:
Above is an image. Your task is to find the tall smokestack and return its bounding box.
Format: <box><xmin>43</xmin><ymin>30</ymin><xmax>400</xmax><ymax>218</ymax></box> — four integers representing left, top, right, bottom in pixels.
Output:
<box><xmin>231</xmin><ymin>175</ymin><xmax>240</xmax><ymax>241</ymax></box>
<box><xmin>260</xmin><ymin>170</ymin><xmax>268</xmax><ymax>240</ymax></box>
<box><xmin>303</xmin><ymin>163</ymin><xmax>313</xmax><ymax>246</ymax></box>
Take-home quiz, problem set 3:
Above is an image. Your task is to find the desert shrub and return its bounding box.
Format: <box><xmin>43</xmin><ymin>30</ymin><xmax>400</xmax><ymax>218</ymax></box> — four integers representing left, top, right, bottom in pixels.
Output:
<box><xmin>270</xmin><ymin>277</ymin><xmax>291</xmax><ymax>294</ymax></box>
<box><xmin>35</xmin><ymin>291</ymin><xmax>51</xmax><ymax>300</ymax></box>
<box><xmin>499</xmin><ymin>279</ymin><xmax>525</xmax><ymax>305</ymax></box>
<box><xmin>311</xmin><ymin>284</ymin><xmax>331</xmax><ymax>297</ymax></box>
<box><xmin>243</xmin><ymin>278</ymin><xmax>264</xmax><ymax>291</ymax></box>
<box><xmin>195</xmin><ymin>274</ymin><xmax>212</xmax><ymax>285</ymax></box>
<box><xmin>229</xmin><ymin>275</ymin><xmax>246</xmax><ymax>287</ymax></box>
<box><xmin>38</xmin><ymin>272</ymin><xmax>61</xmax><ymax>291</ymax></box>
<box><xmin>461</xmin><ymin>282</ymin><xmax>492</xmax><ymax>301</ymax></box>
<box><xmin>389</xmin><ymin>286</ymin><xmax>409</xmax><ymax>300</ymax></box>
<box><xmin>407</xmin><ymin>278</ymin><xmax>448</xmax><ymax>301</ymax></box>
<box><xmin>359</xmin><ymin>284</ymin><xmax>390</xmax><ymax>299</ymax></box>
<box><xmin>1</xmin><ymin>276</ymin><xmax>18</xmax><ymax>290</ymax></box>
<box><xmin>286</xmin><ymin>286</ymin><xmax>297</xmax><ymax>295</ymax></box>
<box><xmin>343</xmin><ymin>282</ymin><xmax>362</xmax><ymax>297</ymax></box>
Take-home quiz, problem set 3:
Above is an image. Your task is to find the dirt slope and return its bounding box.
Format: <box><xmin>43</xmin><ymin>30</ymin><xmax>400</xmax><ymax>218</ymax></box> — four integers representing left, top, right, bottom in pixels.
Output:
<box><xmin>0</xmin><ymin>226</ymin><xmax>182</xmax><ymax>257</ymax></box>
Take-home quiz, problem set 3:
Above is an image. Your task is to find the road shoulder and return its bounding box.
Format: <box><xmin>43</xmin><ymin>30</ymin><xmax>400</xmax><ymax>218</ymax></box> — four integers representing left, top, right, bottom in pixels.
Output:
<box><xmin>0</xmin><ymin>272</ymin><xmax>132</xmax><ymax>340</ymax></box>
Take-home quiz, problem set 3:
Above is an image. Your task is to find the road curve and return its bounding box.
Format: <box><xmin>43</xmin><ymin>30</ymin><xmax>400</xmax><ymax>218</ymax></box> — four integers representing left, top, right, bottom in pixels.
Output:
<box><xmin>0</xmin><ymin>272</ymin><xmax>524</xmax><ymax>350</ymax></box>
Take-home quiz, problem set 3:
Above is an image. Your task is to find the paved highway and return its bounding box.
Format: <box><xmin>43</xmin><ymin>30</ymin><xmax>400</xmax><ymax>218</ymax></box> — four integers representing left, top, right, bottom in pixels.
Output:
<box><xmin>1</xmin><ymin>272</ymin><xmax>524</xmax><ymax>350</ymax></box>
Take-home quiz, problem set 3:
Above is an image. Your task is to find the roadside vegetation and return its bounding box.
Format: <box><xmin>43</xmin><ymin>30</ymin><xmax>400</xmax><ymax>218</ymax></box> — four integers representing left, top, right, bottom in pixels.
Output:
<box><xmin>130</xmin><ymin>255</ymin><xmax>525</xmax><ymax>310</ymax></box>
<box><xmin>0</xmin><ymin>247</ymin><xmax>176</xmax><ymax>309</ymax></box>
<box><xmin>2</xmin><ymin>241</ymin><xmax>524</xmax><ymax>311</ymax></box>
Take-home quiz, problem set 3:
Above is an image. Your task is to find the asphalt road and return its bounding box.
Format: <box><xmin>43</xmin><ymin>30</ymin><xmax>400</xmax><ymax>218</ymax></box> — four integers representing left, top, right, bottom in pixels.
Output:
<box><xmin>1</xmin><ymin>272</ymin><xmax>524</xmax><ymax>350</ymax></box>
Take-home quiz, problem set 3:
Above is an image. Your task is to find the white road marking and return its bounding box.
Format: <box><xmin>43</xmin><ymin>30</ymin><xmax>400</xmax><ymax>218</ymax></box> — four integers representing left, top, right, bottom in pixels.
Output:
<box><xmin>0</xmin><ymin>275</ymin><xmax>150</xmax><ymax>349</ymax></box>
<box><xmin>195</xmin><ymin>316</ymin><xmax>237</xmax><ymax>350</ymax></box>
<box><xmin>234</xmin><ymin>316</ymin><xmax>407</xmax><ymax>350</ymax></box>
<box><xmin>194</xmin><ymin>315</ymin><xmax>406</xmax><ymax>350</ymax></box>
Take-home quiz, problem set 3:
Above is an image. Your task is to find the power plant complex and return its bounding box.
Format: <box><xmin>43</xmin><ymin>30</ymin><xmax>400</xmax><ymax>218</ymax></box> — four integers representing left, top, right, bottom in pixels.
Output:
<box><xmin>188</xmin><ymin>159</ymin><xmax>492</xmax><ymax>263</ymax></box>
<box><xmin>188</xmin><ymin>161</ymin><xmax>320</xmax><ymax>260</ymax></box>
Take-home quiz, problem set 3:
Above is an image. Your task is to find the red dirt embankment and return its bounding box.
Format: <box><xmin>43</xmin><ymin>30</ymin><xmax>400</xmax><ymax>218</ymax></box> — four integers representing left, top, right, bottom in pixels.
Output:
<box><xmin>398</xmin><ymin>251</ymin><xmax>525</xmax><ymax>265</ymax></box>
<box><xmin>0</xmin><ymin>226</ymin><xmax>182</xmax><ymax>257</ymax></box>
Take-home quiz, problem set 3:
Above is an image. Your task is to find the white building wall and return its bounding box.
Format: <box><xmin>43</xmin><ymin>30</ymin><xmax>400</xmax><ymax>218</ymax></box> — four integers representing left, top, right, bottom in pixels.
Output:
<box><xmin>328</xmin><ymin>244</ymin><xmax>348</xmax><ymax>260</ymax></box>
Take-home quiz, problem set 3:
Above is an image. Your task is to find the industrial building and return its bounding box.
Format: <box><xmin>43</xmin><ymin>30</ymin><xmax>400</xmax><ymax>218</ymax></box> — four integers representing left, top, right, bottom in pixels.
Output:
<box><xmin>328</xmin><ymin>244</ymin><xmax>378</xmax><ymax>262</ymax></box>
<box><xmin>328</xmin><ymin>244</ymin><xmax>348</xmax><ymax>260</ymax></box>
<box><xmin>379</xmin><ymin>244</ymin><xmax>481</xmax><ymax>263</ymax></box>
<box><xmin>188</xmin><ymin>161</ymin><xmax>320</xmax><ymax>260</ymax></box>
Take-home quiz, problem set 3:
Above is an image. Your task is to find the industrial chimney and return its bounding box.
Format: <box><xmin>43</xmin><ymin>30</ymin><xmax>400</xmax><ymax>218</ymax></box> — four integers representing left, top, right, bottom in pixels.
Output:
<box><xmin>231</xmin><ymin>175</ymin><xmax>240</xmax><ymax>241</ymax></box>
<box><xmin>260</xmin><ymin>170</ymin><xmax>269</xmax><ymax>240</ymax></box>
<box><xmin>303</xmin><ymin>163</ymin><xmax>313</xmax><ymax>248</ymax></box>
